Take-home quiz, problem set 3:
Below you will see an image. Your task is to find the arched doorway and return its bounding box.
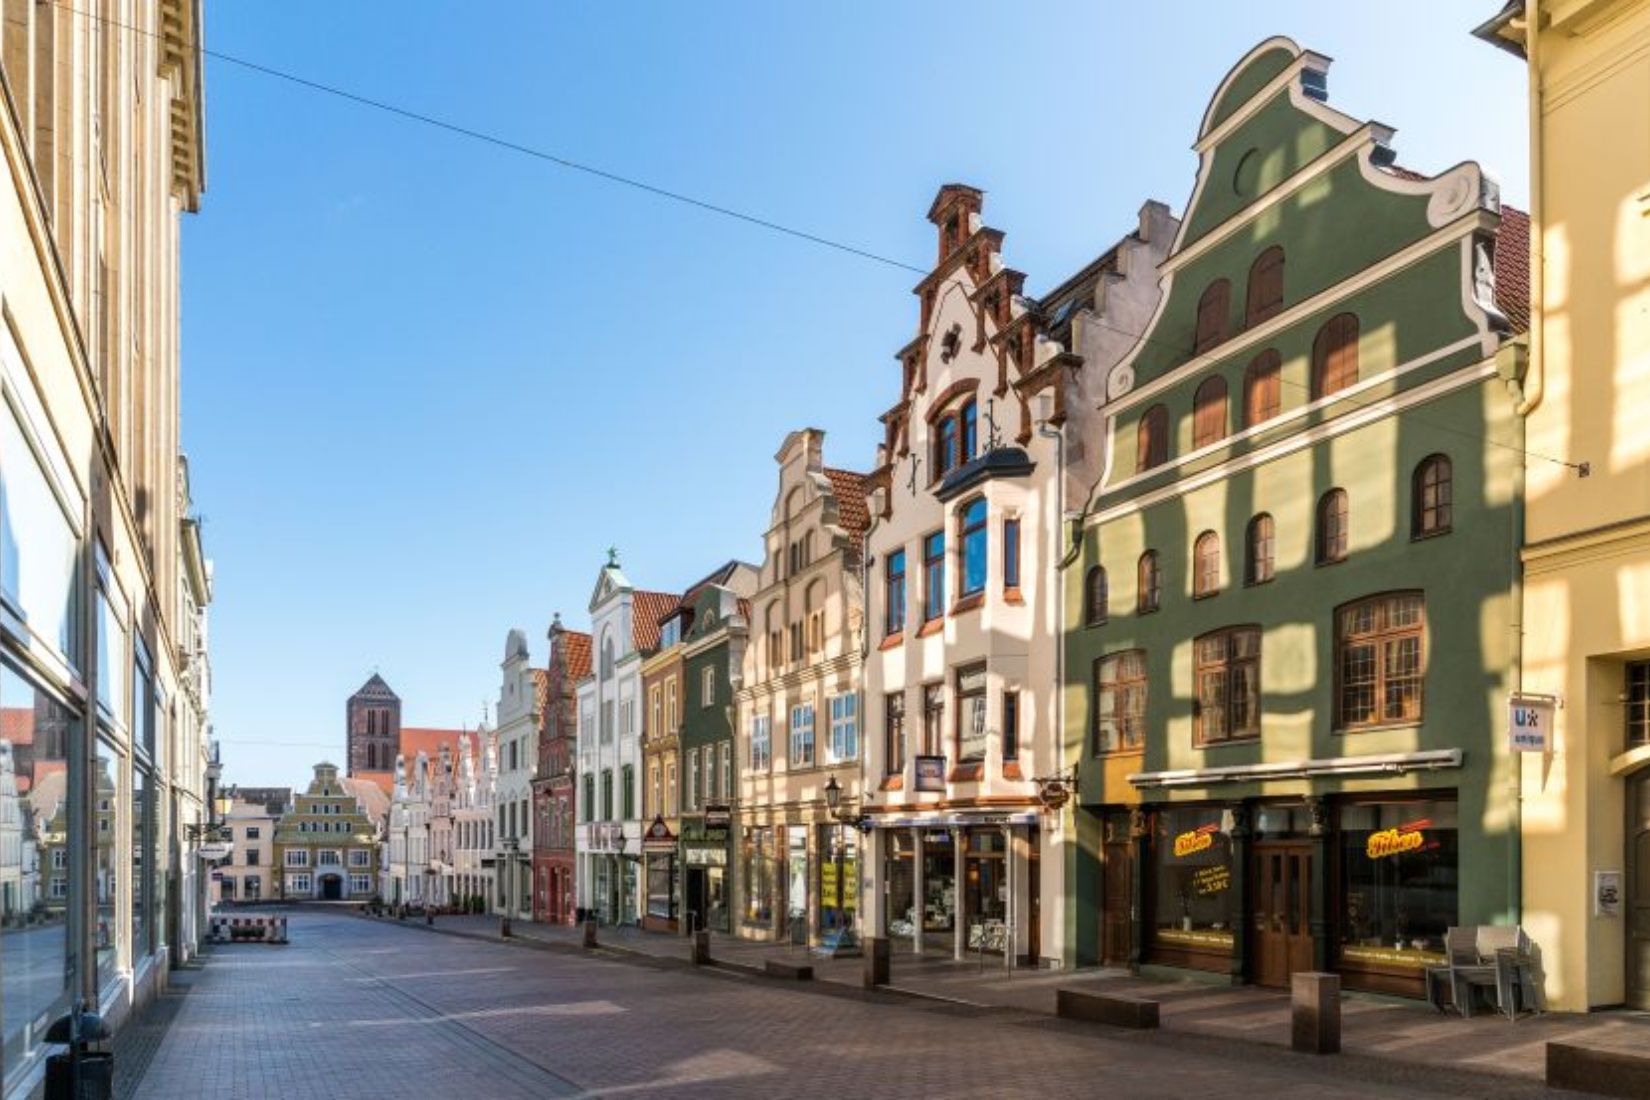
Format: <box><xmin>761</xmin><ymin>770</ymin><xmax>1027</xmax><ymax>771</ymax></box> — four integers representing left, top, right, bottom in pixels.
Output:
<box><xmin>321</xmin><ymin>874</ymin><xmax>343</xmax><ymax>901</ymax></box>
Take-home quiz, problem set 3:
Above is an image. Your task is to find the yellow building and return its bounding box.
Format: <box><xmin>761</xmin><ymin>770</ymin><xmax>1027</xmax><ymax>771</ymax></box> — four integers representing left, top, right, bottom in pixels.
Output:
<box><xmin>1479</xmin><ymin>0</ymin><xmax>1650</xmax><ymax>1010</ymax></box>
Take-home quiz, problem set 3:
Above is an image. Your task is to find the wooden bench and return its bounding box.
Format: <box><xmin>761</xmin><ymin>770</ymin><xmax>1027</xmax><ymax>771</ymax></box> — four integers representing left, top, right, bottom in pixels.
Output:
<box><xmin>1056</xmin><ymin>988</ymin><xmax>1160</xmax><ymax>1029</ymax></box>
<box><xmin>1548</xmin><ymin>1042</ymin><xmax>1650</xmax><ymax>1100</ymax></box>
<box><xmin>763</xmin><ymin>959</ymin><xmax>815</xmax><ymax>981</ymax></box>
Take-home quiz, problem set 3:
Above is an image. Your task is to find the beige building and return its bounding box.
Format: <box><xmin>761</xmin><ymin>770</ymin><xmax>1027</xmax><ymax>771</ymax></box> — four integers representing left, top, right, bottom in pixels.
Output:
<box><xmin>216</xmin><ymin>789</ymin><xmax>290</xmax><ymax>905</ymax></box>
<box><xmin>0</xmin><ymin>0</ymin><xmax>211</xmax><ymax>1085</ymax></box>
<box><xmin>735</xmin><ymin>430</ymin><xmax>868</xmax><ymax>944</ymax></box>
<box><xmin>1480</xmin><ymin>0</ymin><xmax>1650</xmax><ymax>1011</ymax></box>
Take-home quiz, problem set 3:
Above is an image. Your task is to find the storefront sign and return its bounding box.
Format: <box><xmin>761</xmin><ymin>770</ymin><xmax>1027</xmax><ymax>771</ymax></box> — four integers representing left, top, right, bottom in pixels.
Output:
<box><xmin>684</xmin><ymin>846</ymin><xmax>727</xmax><ymax>867</ymax></box>
<box><xmin>1172</xmin><ymin>823</ymin><xmax>1219</xmax><ymax>857</ymax></box>
<box><xmin>1508</xmin><ymin>696</ymin><xmax>1555</xmax><ymax>753</ymax></box>
<box><xmin>820</xmin><ymin>859</ymin><xmax>858</xmax><ymax>908</ymax></box>
<box><xmin>1366</xmin><ymin>819</ymin><xmax>1430</xmax><ymax>860</ymax></box>
<box><xmin>1596</xmin><ymin>870</ymin><xmax>1623</xmax><ymax>917</ymax></box>
<box><xmin>703</xmin><ymin>804</ymin><xmax>731</xmax><ymax>828</ymax></box>
<box><xmin>913</xmin><ymin>755</ymin><xmax>946</xmax><ymax>792</ymax></box>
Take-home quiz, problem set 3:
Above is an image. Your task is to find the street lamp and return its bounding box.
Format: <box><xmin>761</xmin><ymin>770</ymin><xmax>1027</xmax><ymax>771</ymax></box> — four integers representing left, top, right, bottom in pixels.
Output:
<box><xmin>500</xmin><ymin>835</ymin><xmax>518</xmax><ymax>937</ymax></box>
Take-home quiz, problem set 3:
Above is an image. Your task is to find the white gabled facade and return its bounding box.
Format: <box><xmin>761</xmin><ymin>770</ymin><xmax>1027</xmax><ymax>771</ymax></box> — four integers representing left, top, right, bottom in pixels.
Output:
<box><xmin>576</xmin><ymin>553</ymin><xmax>674</xmax><ymax>925</ymax></box>
<box><xmin>493</xmin><ymin>629</ymin><xmax>543</xmax><ymax>923</ymax></box>
<box><xmin>451</xmin><ymin>726</ymin><xmax>497</xmax><ymax>910</ymax></box>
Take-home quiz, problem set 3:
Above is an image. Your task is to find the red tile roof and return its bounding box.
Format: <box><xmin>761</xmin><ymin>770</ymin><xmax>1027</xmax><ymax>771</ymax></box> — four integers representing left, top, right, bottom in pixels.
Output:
<box><xmin>398</xmin><ymin>728</ymin><xmax>465</xmax><ymax>767</ymax></box>
<box><xmin>824</xmin><ymin>467</ymin><xmax>871</xmax><ymax>550</ymax></box>
<box><xmin>630</xmin><ymin>591</ymin><xmax>680</xmax><ymax>653</ymax></box>
<box><xmin>562</xmin><ymin>631</ymin><xmax>592</xmax><ymax>681</ymax></box>
<box><xmin>531</xmin><ymin>669</ymin><xmax>549</xmax><ymax>715</ymax></box>
<box><xmin>1494</xmin><ymin>206</ymin><xmax>1530</xmax><ymax>335</ymax></box>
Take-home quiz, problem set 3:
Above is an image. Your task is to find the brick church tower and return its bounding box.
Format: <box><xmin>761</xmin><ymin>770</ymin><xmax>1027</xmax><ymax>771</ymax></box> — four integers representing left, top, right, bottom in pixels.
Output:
<box><xmin>346</xmin><ymin>674</ymin><xmax>401</xmax><ymax>776</ymax></box>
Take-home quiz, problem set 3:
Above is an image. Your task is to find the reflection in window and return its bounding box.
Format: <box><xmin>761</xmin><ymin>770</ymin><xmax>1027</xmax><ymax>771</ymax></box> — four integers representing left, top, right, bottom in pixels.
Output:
<box><xmin>959</xmin><ymin>499</ymin><xmax>987</xmax><ymax>599</ymax></box>
<box><xmin>1093</xmin><ymin>650</ymin><xmax>1147</xmax><ymax>754</ymax></box>
<box><xmin>1337</xmin><ymin>799</ymin><xmax>1458</xmax><ymax>964</ymax></box>
<box><xmin>95</xmin><ymin>741</ymin><xmax>118</xmax><ymax>986</ymax></box>
<box><xmin>0</xmin><ymin>398</ymin><xmax>80</xmax><ymax>665</ymax></box>
<box><xmin>1151</xmin><ymin>808</ymin><xmax>1234</xmax><ymax>945</ymax></box>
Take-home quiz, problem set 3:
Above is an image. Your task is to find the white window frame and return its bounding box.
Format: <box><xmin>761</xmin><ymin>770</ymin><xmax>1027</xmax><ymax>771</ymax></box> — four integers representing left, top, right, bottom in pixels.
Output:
<box><xmin>701</xmin><ymin>666</ymin><xmax>716</xmax><ymax>708</ymax></box>
<box><xmin>285</xmin><ymin>849</ymin><xmax>309</xmax><ymax>867</ymax></box>
<box><xmin>750</xmin><ymin>714</ymin><xmax>771</xmax><ymax>771</ymax></box>
<box><xmin>829</xmin><ymin>693</ymin><xmax>859</xmax><ymax>763</ymax></box>
<box><xmin>790</xmin><ymin>703</ymin><xmax>815</xmax><ymax>768</ymax></box>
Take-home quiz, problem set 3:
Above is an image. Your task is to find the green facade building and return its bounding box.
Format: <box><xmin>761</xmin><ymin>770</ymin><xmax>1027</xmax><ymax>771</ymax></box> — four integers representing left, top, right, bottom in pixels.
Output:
<box><xmin>1064</xmin><ymin>38</ymin><xmax>1529</xmax><ymax>998</ymax></box>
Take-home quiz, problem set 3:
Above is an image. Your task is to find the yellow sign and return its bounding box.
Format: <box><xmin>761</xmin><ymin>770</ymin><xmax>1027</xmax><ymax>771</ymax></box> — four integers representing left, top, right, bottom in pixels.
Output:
<box><xmin>1366</xmin><ymin>826</ymin><xmax>1425</xmax><ymax>860</ymax></box>
<box><xmin>1192</xmin><ymin>864</ymin><xmax>1230</xmax><ymax>896</ymax></box>
<box><xmin>1173</xmin><ymin>826</ymin><xmax>1216</xmax><ymax>857</ymax></box>
<box><xmin>820</xmin><ymin>859</ymin><xmax>858</xmax><ymax>910</ymax></box>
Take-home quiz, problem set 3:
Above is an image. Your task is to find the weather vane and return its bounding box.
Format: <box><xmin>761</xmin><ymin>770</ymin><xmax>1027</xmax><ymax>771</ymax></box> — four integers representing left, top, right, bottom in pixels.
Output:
<box><xmin>907</xmin><ymin>453</ymin><xmax>923</xmax><ymax>496</ymax></box>
<box><xmin>985</xmin><ymin>398</ymin><xmax>1003</xmax><ymax>452</ymax></box>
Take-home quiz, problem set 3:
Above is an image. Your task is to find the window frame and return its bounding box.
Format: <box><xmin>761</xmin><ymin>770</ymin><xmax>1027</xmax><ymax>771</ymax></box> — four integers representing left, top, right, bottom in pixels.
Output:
<box><xmin>1311</xmin><ymin>312</ymin><xmax>1360</xmax><ymax>399</ymax></box>
<box><xmin>884</xmin><ymin>692</ymin><xmax>907</xmax><ymax>776</ymax></box>
<box><xmin>1245</xmin><ymin>513</ymin><xmax>1275</xmax><ymax>586</ymax></box>
<box><xmin>1093</xmin><ymin>650</ymin><xmax>1147</xmax><ymax>755</ymax></box>
<box><xmin>1245</xmin><ymin>246</ymin><xmax>1285</xmax><ymax>327</ymax></box>
<box><xmin>1137</xmin><ymin>404</ymin><xmax>1169</xmax><ymax>472</ymax></box>
<box><xmin>1412</xmin><ymin>454</ymin><xmax>1453</xmax><ymax>539</ymax></box>
<box><xmin>954</xmin><ymin>662</ymin><xmax>988</xmax><ymax>765</ymax></box>
<box><xmin>922</xmin><ymin>530</ymin><xmax>946</xmax><ymax>622</ymax></box>
<box><xmin>885</xmin><ymin>548</ymin><xmax>906</xmax><ymax>637</ymax></box>
<box><xmin>1084</xmin><ymin>565</ymin><xmax>1109</xmax><ymax>627</ymax></box>
<box><xmin>1137</xmin><ymin>551</ymin><xmax>1162</xmax><ymax>615</ymax></box>
<box><xmin>1192</xmin><ymin>376</ymin><xmax>1229</xmax><ymax>449</ymax></box>
<box><xmin>1002</xmin><ymin>517</ymin><xmax>1021</xmax><ymax>592</ymax></box>
<box><xmin>1316</xmin><ymin>489</ymin><xmax>1349</xmax><ymax>565</ymax></box>
<box><xmin>1243</xmin><ymin>349</ymin><xmax>1281</xmax><ymax>427</ymax></box>
<box><xmin>1193</xmin><ymin>626</ymin><xmax>1262</xmax><ymax>747</ymax></box>
<box><xmin>789</xmin><ymin>702</ymin><xmax>816</xmax><ymax>768</ymax></box>
<box><xmin>958</xmin><ymin>497</ymin><xmax>988</xmax><ymax>600</ymax></box>
<box><xmin>1335</xmin><ymin>592</ymin><xmax>1426</xmax><ymax>732</ymax></box>
<box><xmin>1193</xmin><ymin>531</ymin><xmax>1221</xmax><ymax>599</ymax></box>
<box><xmin>1194</xmin><ymin>278</ymin><xmax>1231</xmax><ymax>354</ymax></box>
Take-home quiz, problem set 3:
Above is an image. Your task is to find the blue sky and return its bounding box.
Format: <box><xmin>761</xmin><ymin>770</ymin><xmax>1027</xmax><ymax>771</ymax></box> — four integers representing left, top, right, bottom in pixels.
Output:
<box><xmin>186</xmin><ymin>3</ymin><xmax>1529</xmax><ymax>790</ymax></box>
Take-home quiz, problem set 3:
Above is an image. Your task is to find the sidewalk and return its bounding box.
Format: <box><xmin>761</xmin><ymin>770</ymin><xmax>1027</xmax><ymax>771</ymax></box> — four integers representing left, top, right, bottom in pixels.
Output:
<box><xmin>388</xmin><ymin>908</ymin><xmax>1650</xmax><ymax>1089</ymax></box>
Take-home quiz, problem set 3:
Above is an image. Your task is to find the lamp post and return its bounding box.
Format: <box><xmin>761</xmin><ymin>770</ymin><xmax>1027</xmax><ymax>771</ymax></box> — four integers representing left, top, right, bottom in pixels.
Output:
<box><xmin>500</xmin><ymin>835</ymin><xmax>518</xmax><ymax>937</ymax></box>
<box><xmin>823</xmin><ymin>776</ymin><xmax>847</xmax><ymax>933</ymax></box>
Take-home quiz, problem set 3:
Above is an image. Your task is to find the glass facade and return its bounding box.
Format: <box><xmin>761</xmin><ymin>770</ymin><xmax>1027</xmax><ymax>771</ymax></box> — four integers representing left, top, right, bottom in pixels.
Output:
<box><xmin>740</xmin><ymin>826</ymin><xmax>773</xmax><ymax>926</ymax></box>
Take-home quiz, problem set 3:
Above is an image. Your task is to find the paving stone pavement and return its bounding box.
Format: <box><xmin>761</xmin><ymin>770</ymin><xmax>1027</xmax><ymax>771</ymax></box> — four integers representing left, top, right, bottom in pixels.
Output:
<box><xmin>125</xmin><ymin>908</ymin><xmax>1641</xmax><ymax>1099</ymax></box>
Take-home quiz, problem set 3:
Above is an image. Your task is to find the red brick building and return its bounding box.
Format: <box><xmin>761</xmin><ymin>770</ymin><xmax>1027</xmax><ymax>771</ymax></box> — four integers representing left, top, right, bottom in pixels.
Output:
<box><xmin>533</xmin><ymin>616</ymin><xmax>591</xmax><ymax>923</ymax></box>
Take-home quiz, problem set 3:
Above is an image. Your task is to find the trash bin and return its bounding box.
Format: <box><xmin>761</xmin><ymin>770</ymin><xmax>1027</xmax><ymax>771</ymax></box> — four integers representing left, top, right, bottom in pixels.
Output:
<box><xmin>44</xmin><ymin>1010</ymin><xmax>112</xmax><ymax>1100</ymax></box>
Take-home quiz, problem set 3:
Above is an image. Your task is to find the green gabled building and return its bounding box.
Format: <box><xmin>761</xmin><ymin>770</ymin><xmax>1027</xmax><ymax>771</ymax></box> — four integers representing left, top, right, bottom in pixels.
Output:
<box><xmin>1064</xmin><ymin>37</ymin><xmax>1529</xmax><ymax>998</ymax></box>
<box><xmin>675</xmin><ymin>562</ymin><xmax>758</xmax><ymax>933</ymax></box>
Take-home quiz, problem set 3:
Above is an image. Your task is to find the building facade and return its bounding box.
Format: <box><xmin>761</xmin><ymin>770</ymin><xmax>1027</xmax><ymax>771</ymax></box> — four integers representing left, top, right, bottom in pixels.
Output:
<box><xmin>216</xmin><ymin>788</ymin><xmax>289</xmax><ymax>904</ymax></box>
<box><xmin>532</xmin><ymin>616</ymin><xmax>588</xmax><ymax>924</ymax></box>
<box><xmin>0</xmin><ymin>1</ymin><xmax>211</xmax><ymax>1091</ymax></box>
<box><xmin>451</xmin><ymin>726</ymin><xmax>496</xmax><ymax>909</ymax></box>
<box><xmin>347</xmin><ymin>674</ymin><xmax>402</xmax><ymax>779</ymax></box>
<box><xmin>1478</xmin><ymin>0</ymin><xmax>1650</xmax><ymax>1012</ymax></box>
<box><xmin>1068</xmin><ymin>38</ymin><xmax>1527</xmax><ymax>996</ymax></box>
<box><xmin>639</xmin><ymin>614</ymin><xmax>685</xmax><ymax>932</ymax></box>
<box><xmin>576</xmin><ymin>553</ymin><xmax>675</xmax><ymax>925</ymax></box>
<box><xmin>274</xmin><ymin>764</ymin><xmax>380</xmax><ymax>902</ymax></box>
<box><xmin>493</xmin><ymin>630</ymin><xmax>544</xmax><ymax>923</ymax></box>
<box><xmin>736</xmin><ymin>431</ymin><xmax>868</xmax><ymax>945</ymax></box>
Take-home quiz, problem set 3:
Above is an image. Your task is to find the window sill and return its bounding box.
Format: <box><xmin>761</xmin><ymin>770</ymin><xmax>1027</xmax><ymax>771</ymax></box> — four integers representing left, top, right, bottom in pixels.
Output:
<box><xmin>1137</xmin><ymin>605</ymin><xmax>1160</xmax><ymax>616</ymax></box>
<box><xmin>1334</xmin><ymin>719</ymin><xmax>1422</xmax><ymax>736</ymax></box>
<box><xmin>1083</xmin><ymin>616</ymin><xmax>1109</xmax><ymax>629</ymax></box>
<box><xmin>878</xmin><ymin>632</ymin><xmax>905</xmax><ymax>651</ymax></box>
<box><xmin>880</xmin><ymin>774</ymin><xmax>905</xmax><ymax>791</ymax></box>
<box><xmin>1003</xmin><ymin>586</ymin><xmax>1025</xmax><ymax>606</ymax></box>
<box><xmin>1002</xmin><ymin>761</ymin><xmax>1023</xmax><ymax>780</ymax></box>
<box><xmin>949</xmin><ymin>763</ymin><xmax>984</xmax><ymax>783</ymax></box>
<box><xmin>1093</xmin><ymin>747</ymin><xmax>1145</xmax><ymax>759</ymax></box>
<box><xmin>952</xmin><ymin>593</ymin><xmax>984</xmax><ymax>615</ymax></box>
<box><xmin>1194</xmin><ymin>734</ymin><xmax>1260</xmax><ymax>749</ymax></box>
<box><xmin>1192</xmin><ymin>590</ymin><xmax>1220</xmax><ymax>601</ymax></box>
<box><xmin>1410</xmin><ymin>527</ymin><xmax>1452</xmax><ymax>543</ymax></box>
<box><xmin>917</xmin><ymin>618</ymin><xmax>945</xmax><ymax>639</ymax></box>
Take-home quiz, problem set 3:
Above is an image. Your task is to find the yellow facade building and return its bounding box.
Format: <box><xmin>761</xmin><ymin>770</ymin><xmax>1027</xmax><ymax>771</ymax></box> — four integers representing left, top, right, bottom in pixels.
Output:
<box><xmin>1480</xmin><ymin>0</ymin><xmax>1650</xmax><ymax>1010</ymax></box>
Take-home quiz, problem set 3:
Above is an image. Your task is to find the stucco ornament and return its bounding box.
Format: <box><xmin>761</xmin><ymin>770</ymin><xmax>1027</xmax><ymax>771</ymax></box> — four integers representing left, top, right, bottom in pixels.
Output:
<box><xmin>1472</xmin><ymin>240</ymin><xmax>1498</xmax><ymax>313</ymax></box>
<box><xmin>1426</xmin><ymin>166</ymin><xmax>1482</xmax><ymax>228</ymax></box>
<box><xmin>1107</xmin><ymin>363</ymin><xmax>1136</xmax><ymax>401</ymax></box>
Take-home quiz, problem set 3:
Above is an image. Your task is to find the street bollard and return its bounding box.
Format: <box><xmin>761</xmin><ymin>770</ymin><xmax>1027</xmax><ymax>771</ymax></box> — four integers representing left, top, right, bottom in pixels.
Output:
<box><xmin>1291</xmin><ymin>972</ymin><xmax>1341</xmax><ymax>1054</ymax></box>
<box><xmin>863</xmin><ymin>936</ymin><xmax>890</xmax><ymax>989</ymax></box>
<box><xmin>582</xmin><ymin>920</ymin><xmax>597</xmax><ymax>949</ymax></box>
<box><xmin>691</xmin><ymin>929</ymin><xmax>711</xmax><ymax>967</ymax></box>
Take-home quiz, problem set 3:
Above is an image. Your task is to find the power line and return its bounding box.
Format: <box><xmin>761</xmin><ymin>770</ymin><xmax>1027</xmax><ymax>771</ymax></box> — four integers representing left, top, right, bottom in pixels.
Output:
<box><xmin>58</xmin><ymin>3</ymin><xmax>1581</xmax><ymax>475</ymax></box>
<box><xmin>52</xmin><ymin>2</ymin><xmax>927</xmax><ymax>275</ymax></box>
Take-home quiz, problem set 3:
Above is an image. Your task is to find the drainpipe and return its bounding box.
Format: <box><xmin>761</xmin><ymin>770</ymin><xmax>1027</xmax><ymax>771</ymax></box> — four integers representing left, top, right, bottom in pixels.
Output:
<box><xmin>1036</xmin><ymin>409</ymin><xmax>1066</xmax><ymax>966</ymax></box>
<box><xmin>1516</xmin><ymin>0</ymin><xmax>1545</xmax><ymax>418</ymax></box>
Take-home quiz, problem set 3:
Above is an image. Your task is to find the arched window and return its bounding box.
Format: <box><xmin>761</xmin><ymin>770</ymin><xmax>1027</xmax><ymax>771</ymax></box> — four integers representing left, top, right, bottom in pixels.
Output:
<box><xmin>1311</xmin><ymin>312</ymin><xmax>1359</xmax><ymax>399</ymax></box>
<box><xmin>1194</xmin><ymin>279</ymin><xmax>1230</xmax><ymax>354</ymax></box>
<box><xmin>1084</xmin><ymin>566</ymin><xmax>1109</xmax><ymax>627</ymax></box>
<box><xmin>1243</xmin><ymin>349</ymin><xmax>1281</xmax><ymax>427</ymax></box>
<box><xmin>1245</xmin><ymin>246</ymin><xmax>1285</xmax><ymax>326</ymax></box>
<box><xmin>959</xmin><ymin>498</ymin><xmax>988</xmax><ymax>598</ymax></box>
<box><xmin>1245</xmin><ymin>513</ymin><xmax>1275</xmax><ymax>585</ymax></box>
<box><xmin>1193</xmin><ymin>532</ymin><xmax>1221</xmax><ymax>598</ymax></box>
<box><xmin>1316</xmin><ymin>489</ymin><xmax>1349</xmax><ymax>564</ymax></box>
<box><xmin>1137</xmin><ymin>551</ymin><xmax>1162</xmax><ymax>615</ymax></box>
<box><xmin>1137</xmin><ymin>404</ymin><xmax>1168</xmax><ymax>471</ymax></box>
<box><xmin>1192</xmin><ymin>376</ymin><xmax>1228</xmax><ymax>449</ymax></box>
<box><xmin>1413</xmin><ymin>454</ymin><xmax>1453</xmax><ymax>537</ymax></box>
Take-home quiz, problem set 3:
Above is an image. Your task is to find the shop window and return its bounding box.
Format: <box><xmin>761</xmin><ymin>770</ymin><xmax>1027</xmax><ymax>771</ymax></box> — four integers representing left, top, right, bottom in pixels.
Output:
<box><xmin>1243</xmin><ymin>349</ymin><xmax>1281</xmax><ymax>427</ymax></box>
<box><xmin>1093</xmin><ymin>650</ymin><xmax>1147</xmax><ymax>755</ymax></box>
<box><xmin>1137</xmin><ymin>405</ymin><xmax>1168</xmax><ymax>472</ymax></box>
<box><xmin>1337</xmin><ymin>799</ymin><xmax>1458</xmax><ymax>972</ymax></box>
<box><xmin>741</xmin><ymin>826</ymin><xmax>774</xmax><ymax>926</ymax></box>
<box><xmin>1245</xmin><ymin>513</ymin><xmax>1275</xmax><ymax>585</ymax></box>
<box><xmin>1084</xmin><ymin>566</ymin><xmax>1109</xmax><ymax>627</ymax></box>
<box><xmin>1194</xmin><ymin>279</ymin><xmax>1230</xmax><ymax>354</ymax></box>
<box><xmin>1316</xmin><ymin>489</ymin><xmax>1349</xmax><ymax>565</ymax></box>
<box><xmin>1137</xmin><ymin>551</ymin><xmax>1162</xmax><ymax>615</ymax></box>
<box><xmin>1336</xmin><ymin>592</ymin><xmax>1425</xmax><ymax>730</ymax></box>
<box><xmin>1192</xmin><ymin>376</ymin><xmax>1228</xmax><ymax>449</ymax></box>
<box><xmin>1193</xmin><ymin>532</ymin><xmax>1221</xmax><ymax>599</ymax></box>
<box><xmin>1245</xmin><ymin>245</ymin><xmax>1285</xmax><ymax>326</ymax></box>
<box><xmin>955</xmin><ymin>663</ymin><xmax>987</xmax><ymax>765</ymax></box>
<box><xmin>1628</xmin><ymin>662</ymin><xmax>1650</xmax><ymax>748</ymax></box>
<box><xmin>1150</xmin><ymin>807</ymin><xmax>1235</xmax><ymax>951</ymax></box>
<box><xmin>959</xmin><ymin>498</ymin><xmax>987</xmax><ymax>599</ymax></box>
<box><xmin>1412</xmin><ymin>454</ymin><xmax>1453</xmax><ymax>538</ymax></box>
<box><xmin>1311</xmin><ymin>312</ymin><xmax>1359</xmax><ymax>399</ymax></box>
<box><xmin>1194</xmin><ymin>627</ymin><xmax>1261</xmax><ymax>746</ymax></box>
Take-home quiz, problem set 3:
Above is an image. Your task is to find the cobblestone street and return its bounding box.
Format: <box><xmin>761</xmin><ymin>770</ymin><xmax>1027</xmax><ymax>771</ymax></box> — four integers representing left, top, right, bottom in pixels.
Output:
<box><xmin>125</xmin><ymin>911</ymin><xmax>1623</xmax><ymax>1099</ymax></box>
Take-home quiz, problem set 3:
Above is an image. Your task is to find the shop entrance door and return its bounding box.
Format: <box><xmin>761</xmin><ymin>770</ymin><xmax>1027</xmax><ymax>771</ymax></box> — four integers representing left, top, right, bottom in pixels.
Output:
<box><xmin>685</xmin><ymin>867</ymin><xmax>707</xmax><ymax>933</ymax></box>
<box><xmin>1252</xmin><ymin>841</ymin><xmax>1312</xmax><ymax>988</ymax></box>
<box><xmin>1630</xmin><ymin>771</ymin><xmax>1650</xmax><ymax>1009</ymax></box>
<box><xmin>1102</xmin><ymin>834</ymin><xmax>1133</xmax><ymax>967</ymax></box>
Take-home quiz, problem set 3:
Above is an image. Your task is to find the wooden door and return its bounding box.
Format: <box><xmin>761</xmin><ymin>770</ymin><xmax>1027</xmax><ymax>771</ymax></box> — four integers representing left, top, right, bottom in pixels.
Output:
<box><xmin>1252</xmin><ymin>842</ymin><xmax>1313</xmax><ymax>988</ymax></box>
<box><xmin>1102</xmin><ymin>837</ymin><xmax>1133</xmax><ymax>966</ymax></box>
<box><xmin>1631</xmin><ymin>772</ymin><xmax>1650</xmax><ymax>1010</ymax></box>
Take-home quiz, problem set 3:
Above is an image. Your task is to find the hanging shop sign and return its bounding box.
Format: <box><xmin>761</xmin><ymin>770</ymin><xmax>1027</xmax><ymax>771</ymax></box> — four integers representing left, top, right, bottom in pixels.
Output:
<box><xmin>1508</xmin><ymin>695</ymin><xmax>1555</xmax><ymax>753</ymax></box>
<box><xmin>913</xmin><ymin>755</ymin><xmax>947</xmax><ymax>792</ymax></box>
<box><xmin>1366</xmin><ymin>818</ymin><xmax>1430</xmax><ymax>860</ymax></box>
